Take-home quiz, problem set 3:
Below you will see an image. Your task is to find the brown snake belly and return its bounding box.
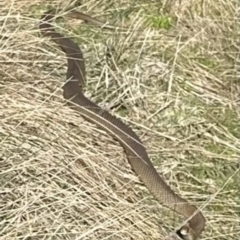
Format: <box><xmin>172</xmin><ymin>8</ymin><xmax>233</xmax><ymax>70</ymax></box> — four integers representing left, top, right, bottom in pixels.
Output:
<box><xmin>39</xmin><ymin>9</ymin><xmax>206</xmax><ymax>240</ymax></box>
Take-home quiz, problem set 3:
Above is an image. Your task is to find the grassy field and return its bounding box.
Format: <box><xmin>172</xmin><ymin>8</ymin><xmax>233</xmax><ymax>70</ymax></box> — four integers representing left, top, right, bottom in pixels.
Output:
<box><xmin>0</xmin><ymin>0</ymin><xmax>239</xmax><ymax>239</ymax></box>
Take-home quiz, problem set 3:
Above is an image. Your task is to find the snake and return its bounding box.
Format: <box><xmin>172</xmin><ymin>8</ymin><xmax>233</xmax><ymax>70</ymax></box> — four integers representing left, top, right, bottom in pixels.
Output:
<box><xmin>39</xmin><ymin>9</ymin><xmax>206</xmax><ymax>240</ymax></box>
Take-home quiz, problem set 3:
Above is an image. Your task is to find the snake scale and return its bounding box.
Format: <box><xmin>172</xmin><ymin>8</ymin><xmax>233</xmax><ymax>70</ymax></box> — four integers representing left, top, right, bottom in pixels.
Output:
<box><xmin>39</xmin><ymin>9</ymin><xmax>205</xmax><ymax>240</ymax></box>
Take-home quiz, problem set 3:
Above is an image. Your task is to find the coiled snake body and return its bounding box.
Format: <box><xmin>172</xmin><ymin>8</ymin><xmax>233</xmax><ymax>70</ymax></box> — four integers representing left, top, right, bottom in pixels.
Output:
<box><xmin>39</xmin><ymin>9</ymin><xmax>205</xmax><ymax>240</ymax></box>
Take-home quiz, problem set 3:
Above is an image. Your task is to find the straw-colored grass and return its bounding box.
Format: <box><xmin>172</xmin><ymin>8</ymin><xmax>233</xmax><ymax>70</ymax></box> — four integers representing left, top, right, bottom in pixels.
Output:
<box><xmin>0</xmin><ymin>0</ymin><xmax>238</xmax><ymax>239</ymax></box>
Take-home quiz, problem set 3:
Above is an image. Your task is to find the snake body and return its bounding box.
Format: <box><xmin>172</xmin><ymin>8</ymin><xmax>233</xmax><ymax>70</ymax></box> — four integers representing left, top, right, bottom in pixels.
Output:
<box><xmin>39</xmin><ymin>9</ymin><xmax>205</xmax><ymax>240</ymax></box>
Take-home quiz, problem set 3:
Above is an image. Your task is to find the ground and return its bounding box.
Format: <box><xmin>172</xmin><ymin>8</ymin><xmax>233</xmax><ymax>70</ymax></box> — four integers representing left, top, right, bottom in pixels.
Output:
<box><xmin>0</xmin><ymin>0</ymin><xmax>239</xmax><ymax>239</ymax></box>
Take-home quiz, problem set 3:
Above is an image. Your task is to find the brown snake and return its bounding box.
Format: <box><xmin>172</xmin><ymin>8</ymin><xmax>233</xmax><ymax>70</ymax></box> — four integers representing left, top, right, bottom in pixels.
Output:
<box><xmin>39</xmin><ymin>9</ymin><xmax>206</xmax><ymax>240</ymax></box>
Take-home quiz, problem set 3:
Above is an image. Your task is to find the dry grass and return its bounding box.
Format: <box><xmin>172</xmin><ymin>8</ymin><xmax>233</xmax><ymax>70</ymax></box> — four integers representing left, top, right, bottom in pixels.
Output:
<box><xmin>0</xmin><ymin>0</ymin><xmax>239</xmax><ymax>239</ymax></box>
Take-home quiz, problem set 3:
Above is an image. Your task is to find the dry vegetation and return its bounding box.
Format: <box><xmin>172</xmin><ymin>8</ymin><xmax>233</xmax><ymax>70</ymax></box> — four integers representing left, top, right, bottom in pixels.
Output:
<box><xmin>0</xmin><ymin>0</ymin><xmax>239</xmax><ymax>239</ymax></box>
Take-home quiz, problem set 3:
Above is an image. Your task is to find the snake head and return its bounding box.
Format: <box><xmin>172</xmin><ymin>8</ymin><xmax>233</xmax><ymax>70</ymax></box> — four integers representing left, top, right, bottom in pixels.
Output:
<box><xmin>166</xmin><ymin>226</ymin><xmax>196</xmax><ymax>240</ymax></box>
<box><xmin>175</xmin><ymin>225</ymin><xmax>197</xmax><ymax>240</ymax></box>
